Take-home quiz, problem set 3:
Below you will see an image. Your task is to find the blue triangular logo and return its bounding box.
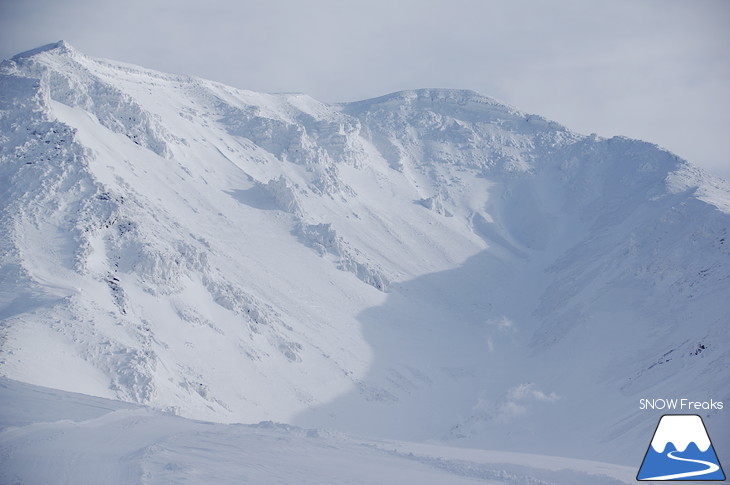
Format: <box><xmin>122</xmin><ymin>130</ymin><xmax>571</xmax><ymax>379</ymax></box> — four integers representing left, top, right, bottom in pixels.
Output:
<box><xmin>637</xmin><ymin>414</ymin><xmax>725</xmax><ymax>481</ymax></box>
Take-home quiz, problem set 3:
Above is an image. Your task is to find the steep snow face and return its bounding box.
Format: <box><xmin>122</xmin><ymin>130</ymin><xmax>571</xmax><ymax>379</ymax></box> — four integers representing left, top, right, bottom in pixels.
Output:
<box><xmin>1</xmin><ymin>41</ymin><xmax>728</xmax><ymax>465</ymax></box>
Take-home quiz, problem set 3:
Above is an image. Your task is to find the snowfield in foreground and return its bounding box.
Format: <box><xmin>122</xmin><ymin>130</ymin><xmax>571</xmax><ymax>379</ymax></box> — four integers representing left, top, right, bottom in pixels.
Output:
<box><xmin>0</xmin><ymin>378</ymin><xmax>634</xmax><ymax>485</ymax></box>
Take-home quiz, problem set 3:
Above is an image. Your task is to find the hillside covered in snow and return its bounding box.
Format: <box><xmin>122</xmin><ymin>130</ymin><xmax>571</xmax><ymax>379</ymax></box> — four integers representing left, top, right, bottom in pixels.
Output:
<box><xmin>1</xmin><ymin>41</ymin><xmax>728</xmax><ymax>479</ymax></box>
<box><xmin>0</xmin><ymin>377</ymin><xmax>637</xmax><ymax>484</ymax></box>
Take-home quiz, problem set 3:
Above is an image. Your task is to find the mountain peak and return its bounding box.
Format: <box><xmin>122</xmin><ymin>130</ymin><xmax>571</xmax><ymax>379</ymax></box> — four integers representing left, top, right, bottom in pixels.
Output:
<box><xmin>11</xmin><ymin>40</ymin><xmax>77</xmax><ymax>61</ymax></box>
<box><xmin>346</xmin><ymin>87</ymin><xmax>506</xmax><ymax>110</ymax></box>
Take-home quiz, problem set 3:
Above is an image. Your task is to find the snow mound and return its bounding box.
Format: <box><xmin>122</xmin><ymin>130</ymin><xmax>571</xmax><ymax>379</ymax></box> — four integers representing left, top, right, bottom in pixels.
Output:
<box><xmin>0</xmin><ymin>378</ymin><xmax>636</xmax><ymax>485</ymax></box>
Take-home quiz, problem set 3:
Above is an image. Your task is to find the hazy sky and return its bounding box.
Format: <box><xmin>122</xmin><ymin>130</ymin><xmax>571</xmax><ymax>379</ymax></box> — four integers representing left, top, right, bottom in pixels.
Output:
<box><xmin>2</xmin><ymin>0</ymin><xmax>729</xmax><ymax>179</ymax></box>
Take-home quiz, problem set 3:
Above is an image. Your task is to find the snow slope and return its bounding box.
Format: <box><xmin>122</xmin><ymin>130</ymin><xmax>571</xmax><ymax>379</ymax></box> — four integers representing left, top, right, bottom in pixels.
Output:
<box><xmin>0</xmin><ymin>377</ymin><xmax>634</xmax><ymax>484</ymax></box>
<box><xmin>1</xmin><ymin>41</ymin><xmax>728</xmax><ymax>471</ymax></box>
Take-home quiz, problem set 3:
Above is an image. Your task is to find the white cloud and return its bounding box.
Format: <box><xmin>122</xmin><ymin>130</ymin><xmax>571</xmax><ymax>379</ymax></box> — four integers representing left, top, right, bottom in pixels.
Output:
<box><xmin>506</xmin><ymin>383</ymin><xmax>559</xmax><ymax>403</ymax></box>
<box><xmin>474</xmin><ymin>383</ymin><xmax>559</xmax><ymax>424</ymax></box>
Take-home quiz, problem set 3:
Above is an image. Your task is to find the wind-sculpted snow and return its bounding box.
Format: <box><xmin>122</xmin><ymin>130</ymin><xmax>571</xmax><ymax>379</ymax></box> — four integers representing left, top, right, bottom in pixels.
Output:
<box><xmin>0</xmin><ymin>41</ymin><xmax>728</xmax><ymax>471</ymax></box>
<box><xmin>294</xmin><ymin>221</ymin><xmax>390</xmax><ymax>291</ymax></box>
<box><xmin>344</xmin><ymin>88</ymin><xmax>576</xmax><ymax>173</ymax></box>
<box><xmin>0</xmin><ymin>378</ymin><xmax>636</xmax><ymax>485</ymax></box>
<box><xmin>5</xmin><ymin>42</ymin><xmax>178</xmax><ymax>158</ymax></box>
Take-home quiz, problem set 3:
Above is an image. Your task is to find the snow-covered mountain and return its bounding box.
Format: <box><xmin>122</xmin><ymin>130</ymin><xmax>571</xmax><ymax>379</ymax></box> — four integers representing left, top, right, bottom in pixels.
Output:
<box><xmin>1</xmin><ymin>41</ymin><xmax>728</xmax><ymax>467</ymax></box>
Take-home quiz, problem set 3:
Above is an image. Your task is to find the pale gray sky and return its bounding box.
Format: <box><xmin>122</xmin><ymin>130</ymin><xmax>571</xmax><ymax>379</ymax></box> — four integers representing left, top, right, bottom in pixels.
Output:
<box><xmin>2</xmin><ymin>0</ymin><xmax>729</xmax><ymax>179</ymax></box>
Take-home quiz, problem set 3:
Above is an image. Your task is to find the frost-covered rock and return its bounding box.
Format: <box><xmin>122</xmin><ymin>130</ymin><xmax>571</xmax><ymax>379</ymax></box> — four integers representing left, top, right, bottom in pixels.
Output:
<box><xmin>294</xmin><ymin>222</ymin><xmax>390</xmax><ymax>291</ymax></box>
<box><xmin>4</xmin><ymin>41</ymin><xmax>180</xmax><ymax>158</ymax></box>
<box><xmin>263</xmin><ymin>175</ymin><xmax>303</xmax><ymax>216</ymax></box>
<box><xmin>417</xmin><ymin>194</ymin><xmax>453</xmax><ymax>217</ymax></box>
